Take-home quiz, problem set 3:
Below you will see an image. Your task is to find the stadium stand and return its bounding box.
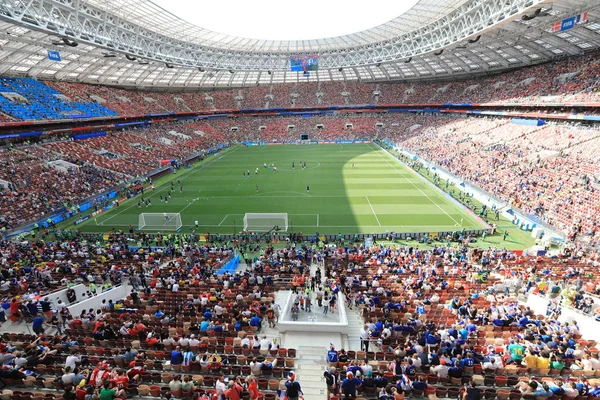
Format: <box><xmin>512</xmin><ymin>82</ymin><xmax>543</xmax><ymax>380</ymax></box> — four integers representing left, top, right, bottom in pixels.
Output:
<box><xmin>3</xmin><ymin>1</ymin><xmax>600</xmax><ymax>399</ymax></box>
<box><xmin>20</xmin><ymin>54</ymin><xmax>599</xmax><ymax>114</ymax></box>
<box><xmin>0</xmin><ymin>78</ymin><xmax>117</xmax><ymax>120</ymax></box>
<box><xmin>0</xmin><ymin>146</ymin><xmax>125</xmax><ymax>230</ymax></box>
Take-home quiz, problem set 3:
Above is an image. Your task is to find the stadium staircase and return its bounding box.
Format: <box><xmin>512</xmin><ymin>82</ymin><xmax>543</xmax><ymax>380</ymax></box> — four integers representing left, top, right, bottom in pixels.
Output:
<box><xmin>0</xmin><ymin>77</ymin><xmax>117</xmax><ymax>120</ymax></box>
<box><xmin>342</xmin><ymin>300</ymin><xmax>368</xmax><ymax>352</ymax></box>
<box><xmin>295</xmin><ymin>346</ymin><xmax>328</xmax><ymax>400</ymax></box>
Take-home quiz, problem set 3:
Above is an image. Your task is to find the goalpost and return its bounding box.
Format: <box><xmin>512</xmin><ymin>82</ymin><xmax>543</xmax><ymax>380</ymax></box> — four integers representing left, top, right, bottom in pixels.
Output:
<box><xmin>243</xmin><ymin>213</ymin><xmax>288</xmax><ymax>232</ymax></box>
<box><xmin>138</xmin><ymin>213</ymin><xmax>183</xmax><ymax>231</ymax></box>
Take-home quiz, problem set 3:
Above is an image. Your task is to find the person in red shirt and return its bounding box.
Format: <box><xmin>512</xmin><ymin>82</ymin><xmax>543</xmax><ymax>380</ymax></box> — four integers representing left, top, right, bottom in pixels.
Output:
<box><xmin>93</xmin><ymin>319</ymin><xmax>104</xmax><ymax>333</ymax></box>
<box><xmin>111</xmin><ymin>369</ymin><xmax>129</xmax><ymax>390</ymax></box>
<box><xmin>126</xmin><ymin>361</ymin><xmax>144</xmax><ymax>382</ymax></box>
<box><xmin>246</xmin><ymin>376</ymin><xmax>262</xmax><ymax>400</ymax></box>
<box><xmin>224</xmin><ymin>378</ymin><xmax>244</xmax><ymax>400</ymax></box>
<box><xmin>9</xmin><ymin>298</ymin><xmax>20</xmax><ymax>321</ymax></box>
<box><xmin>75</xmin><ymin>385</ymin><xmax>90</xmax><ymax>400</ymax></box>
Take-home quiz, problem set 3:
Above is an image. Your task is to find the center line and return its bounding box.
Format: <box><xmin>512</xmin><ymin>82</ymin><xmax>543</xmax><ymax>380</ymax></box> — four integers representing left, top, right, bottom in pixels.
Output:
<box><xmin>366</xmin><ymin>196</ymin><xmax>381</xmax><ymax>227</ymax></box>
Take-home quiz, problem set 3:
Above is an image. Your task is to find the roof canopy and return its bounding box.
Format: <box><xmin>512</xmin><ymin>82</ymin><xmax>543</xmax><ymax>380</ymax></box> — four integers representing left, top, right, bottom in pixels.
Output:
<box><xmin>0</xmin><ymin>0</ymin><xmax>598</xmax><ymax>88</ymax></box>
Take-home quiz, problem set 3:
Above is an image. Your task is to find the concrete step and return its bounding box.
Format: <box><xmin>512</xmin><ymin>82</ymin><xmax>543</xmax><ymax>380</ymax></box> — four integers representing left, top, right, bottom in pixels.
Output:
<box><xmin>300</xmin><ymin>386</ymin><xmax>328</xmax><ymax>397</ymax></box>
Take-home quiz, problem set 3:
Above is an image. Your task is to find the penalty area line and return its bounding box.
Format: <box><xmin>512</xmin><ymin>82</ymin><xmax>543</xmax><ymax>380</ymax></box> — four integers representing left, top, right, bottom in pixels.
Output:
<box><xmin>218</xmin><ymin>215</ymin><xmax>229</xmax><ymax>226</ymax></box>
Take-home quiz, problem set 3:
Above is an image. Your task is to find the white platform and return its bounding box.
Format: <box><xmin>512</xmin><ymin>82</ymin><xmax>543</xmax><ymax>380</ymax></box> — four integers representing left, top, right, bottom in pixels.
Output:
<box><xmin>278</xmin><ymin>291</ymin><xmax>348</xmax><ymax>334</ymax></box>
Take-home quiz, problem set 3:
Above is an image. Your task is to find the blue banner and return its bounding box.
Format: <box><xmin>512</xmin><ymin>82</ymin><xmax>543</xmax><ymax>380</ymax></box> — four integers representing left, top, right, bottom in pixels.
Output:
<box><xmin>561</xmin><ymin>16</ymin><xmax>577</xmax><ymax>31</ymax></box>
<box><xmin>73</xmin><ymin>215</ymin><xmax>90</xmax><ymax>226</ymax></box>
<box><xmin>73</xmin><ymin>131</ymin><xmax>106</xmax><ymax>141</ymax></box>
<box><xmin>47</xmin><ymin>50</ymin><xmax>61</xmax><ymax>62</ymax></box>
<box><xmin>0</xmin><ymin>131</ymin><xmax>43</xmax><ymax>140</ymax></box>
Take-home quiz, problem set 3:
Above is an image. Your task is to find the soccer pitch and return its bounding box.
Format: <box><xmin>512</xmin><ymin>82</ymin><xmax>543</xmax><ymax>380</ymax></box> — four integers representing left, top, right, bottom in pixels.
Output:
<box><xmin>80</xmin><ymin>144</ymin><xmax>485</xmax><ymax>235</ymax></box>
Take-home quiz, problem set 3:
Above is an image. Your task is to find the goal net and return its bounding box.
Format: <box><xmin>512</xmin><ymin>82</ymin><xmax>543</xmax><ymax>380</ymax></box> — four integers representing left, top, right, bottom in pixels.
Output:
<box><xmin>138</xmin><ymin>213</ymin><xmax>183</xmax><ymax>231</ymax></box>
<box><xmin>243</xmin><ymin>213</ymin><xmax>288</xmax><ymax>232</ymax></box>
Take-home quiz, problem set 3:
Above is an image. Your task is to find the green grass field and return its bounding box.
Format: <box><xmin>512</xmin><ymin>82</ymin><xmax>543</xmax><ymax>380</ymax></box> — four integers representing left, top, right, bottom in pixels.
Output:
<box><xmin>76</xmin><ymin>144</ymin><xmax>487</xmax><ymax>235</ymax></box>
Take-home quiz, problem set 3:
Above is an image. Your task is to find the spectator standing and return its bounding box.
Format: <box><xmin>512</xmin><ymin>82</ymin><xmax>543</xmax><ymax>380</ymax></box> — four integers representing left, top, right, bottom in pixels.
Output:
<box><xmin>285</xmin><ymin>372</ymin><xmax>303</xmax><ymax>400</ymax></box>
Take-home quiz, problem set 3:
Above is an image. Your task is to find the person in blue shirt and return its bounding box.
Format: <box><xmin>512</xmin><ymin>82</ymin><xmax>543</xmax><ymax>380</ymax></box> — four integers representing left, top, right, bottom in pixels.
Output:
<box><xmin>154</xmin><ymin>310</ymin><xmax>164</xmax><ymax>318</ymax></box>
<box><xmin>249</xmin><ymin>314</ymin><xmax>262</xmax><ymax>331</ymax></box>
<box><xmin>327</xmin><ymin>346</ymin><xmax>339</xmax><ymax>364</ymax></box>
<box><xmin>424</xmin><ymin>332</ymin><xmax>439</xmax><ymax>347</ymax></box>
<box><xmin>341</xmin><ymin>372</ymin><xmax>362</xmax><ymax>399</ymax></box>
<box><xmin>588</xmin><ymin>383</ymin><xmax>600</xmax><ymax>397</ymax></box>
<box><xmin>459</xmin><ymin>326</ymin><xmax>469</xmax><ymax>340</ymax></box>
<box><xmin>576</xmin><ymin>377</ymin><xmax>589</xmax><ymax>395</ymax></box>
<box><xmin>463</xmin><ymin>354</ymin><xmax>475</xmax><ymax>368</ymax></box>
<box><xmin>170</xmin><ymin>346</ymin><xmax>183</xmax><ymax>366</ymax></box>
<box><xmin>202</xmin><ymin>310</ymin><xmax>212</xmax><ymax>320</ymax></box>
<box><xmin>32</xmin><ymin>314</ymin><xmax>45</xmax><ymax>335</ymax></box>
<box><xmin>412</xmin><ymin>375</ymin><xmax>427</xmax><ymax>391</ymax></box>
<box><xmin>199</xmin><ymin>319</ymin><xmax>210</xmax><ymax>332</ymax></box>
<box><xmin>404</xmin><ymin>359</ymin><xmax>417</xmax><ymax>378</ymax></box>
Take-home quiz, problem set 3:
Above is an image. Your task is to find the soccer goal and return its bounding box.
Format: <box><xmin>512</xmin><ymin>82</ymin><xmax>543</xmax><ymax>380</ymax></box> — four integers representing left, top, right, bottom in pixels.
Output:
<box><xmin>138</xmin><ymin>213</ymin><xmax>183</xmax><ymax>231</ymax></box>
<box><xmin>243</xmin><ymin>213</ymin><xmax>288</xmax><ymax>232</ymax></box>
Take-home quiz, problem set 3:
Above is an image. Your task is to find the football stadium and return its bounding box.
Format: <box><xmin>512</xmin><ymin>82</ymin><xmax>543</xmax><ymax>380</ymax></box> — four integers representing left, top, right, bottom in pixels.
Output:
<box><xmin>1</xmin><ymin>0</ymin><xmax>600</xmax><ymax>399</ymax></box>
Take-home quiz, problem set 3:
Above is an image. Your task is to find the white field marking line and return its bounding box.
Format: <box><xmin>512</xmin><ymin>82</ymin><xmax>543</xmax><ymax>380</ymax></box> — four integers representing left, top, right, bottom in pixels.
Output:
<box><xmin>218</xmin><ymin>214</ymin><xmax>229</xmax><ymax>226</ymax></box>
<box><xmin>254</xmin><ymin>191</ymin><xmax>311</xmax><ymax>197</ymax></box>
<box><xmin>99</xmin><ymin>223</ymin><xmax>479</xmax><ymax>229</ymax></box>
<box><xmin>370</xmin><ymin>144</ymin><xmax>462</xmax><ymax>226</ymax></box>
<box><xmin>95</xmin><ymin>146</ymin><xmax>240</xmax><ymax>225</ymax></box>
<box><xmin>317</xmin><ymin>214</ymin><xmax>320</xmax><ymax>227</ymax></box>
<box><xmin>365</xmin><ymin>196</ymin><xmax>382</xmax><ymax>227</ymax></box>
<box><xmin>177</xmin><ymin>198</ymin><xmax>199</xmax><ymax>215</ymax></box>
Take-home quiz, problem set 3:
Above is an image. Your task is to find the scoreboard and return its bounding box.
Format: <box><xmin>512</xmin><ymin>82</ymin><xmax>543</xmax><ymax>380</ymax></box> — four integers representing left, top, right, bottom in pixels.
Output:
<box><xmin>290</xmin><ymin>54</ymin><xmax>319</xmax><ymax>72</ymax></box>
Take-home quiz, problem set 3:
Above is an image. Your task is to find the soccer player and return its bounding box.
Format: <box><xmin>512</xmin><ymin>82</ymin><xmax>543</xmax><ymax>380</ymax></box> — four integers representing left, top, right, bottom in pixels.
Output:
<box><xmin>195</xmin><ymin>220</ymin><xmax>199</xmax><ymax>228</ymax></box>
<box><xmin>255</xmin><ymin>185</ymin><xmax>259</xmax><ymax>193</ymax></box>
<box><xmin>292</xmin><ymin>161</ymin><xmax>295</xmax><ymax>169</ymax></box>
<box><xmin>164</xmin><ymin>212</ymin><xmax>168</xmax><ymax>221</ymax></box>
<box><xmin>306</xmin><ymin>185</ymin><xmax>310</xmax><ymax>193</ymax></box>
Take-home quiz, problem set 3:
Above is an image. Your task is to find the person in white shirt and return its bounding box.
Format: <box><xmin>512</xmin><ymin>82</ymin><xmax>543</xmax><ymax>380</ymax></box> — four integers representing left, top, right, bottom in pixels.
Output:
<box><xmin>382</xmin><ymin>327</ymin><xmax>392</xmax><ymax>342</ymax></box>
<box><xmin>259</xmin><ymin>336</ymin><xmax>271</xmax><ymax>355</ymax></box>
<box><xmin>215</xmin><ymin>375</ymin><xmax>227</xmax><ymax>397</ymax></box>
<box><xmin>483</xmin><ymin>358</ymin><xmax>502</xmax><ymax>372</ymax></box>
<box><xmin>61</xmin><ymin>368</ymin><xmax>75</xmax><ymax>385</ymax></box>
<box><xmin>431</xmin><ymin>361</ymin><xmax>449</xmax><ymax>378</ymax></box>
<box><xmin>241</xmin><ymin>337</ymin><xmax>251</xmax><ymax>348</ymax></box>
<box><xmin>179</xmin><ymin>336</ymin><xmax>190</xmax><ymax>348</ymax></box>
<box><xmin>250</xmin><ymin>358</ymin><xmax>262</xmax><ymax>375</ymax></box>
<box><xmin>214</xmin><ymin>304</ymin><xmax>224</xmax><ymax>317</ymax></box>
<box><xmin>360</xmin><ymin>326</ymin><xmax>371</xmax><ymax>352</ymax></box>
<box><xmin>189</xmin><ymin>335</ymin><xmax>200</xmax><ymax>348</ymax></box>
<box><xmin>65</xmin><ymin>353</ymin><xmax>81</xmax><ymax>370</ymax></box>
<box><xmin>172</xmin><ymin>283</ymin><xmax>179</xmax><ymax>292</ymax></box>
<box><xmin>590</xmin><ymin>356</ymin><xmax>600</xmax><ymax>371</ymax></box>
